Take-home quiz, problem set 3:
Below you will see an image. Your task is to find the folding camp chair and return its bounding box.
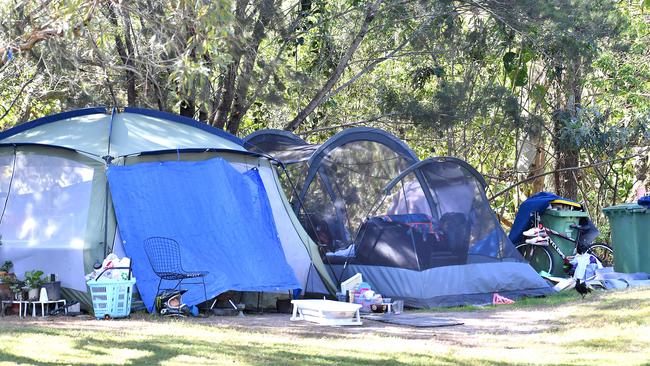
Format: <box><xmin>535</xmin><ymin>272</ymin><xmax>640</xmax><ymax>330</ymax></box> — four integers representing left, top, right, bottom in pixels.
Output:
<box><xmin>143</xmin><ymin>237</ymin><xmax>208</xmax><ymax>304</ymax></box>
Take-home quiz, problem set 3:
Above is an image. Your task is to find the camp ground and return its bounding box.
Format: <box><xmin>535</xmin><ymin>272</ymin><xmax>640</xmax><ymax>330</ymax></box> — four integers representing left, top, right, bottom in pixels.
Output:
<box><xmin>0</xmin><ymin>107</ymin><xmax>648</xmax><ymax>315</ymax></box>
<box><xmin>0</xmin><ymin>107</ymin><xmax>649</xmax><ymax>365</ymax></box>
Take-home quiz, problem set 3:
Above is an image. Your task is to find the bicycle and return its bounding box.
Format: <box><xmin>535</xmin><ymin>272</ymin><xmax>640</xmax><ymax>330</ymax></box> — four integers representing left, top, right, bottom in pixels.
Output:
<box><xmin>515</xmin><ymin>213</ymin><xmax>614</xmax><ymax>274</ymax></box>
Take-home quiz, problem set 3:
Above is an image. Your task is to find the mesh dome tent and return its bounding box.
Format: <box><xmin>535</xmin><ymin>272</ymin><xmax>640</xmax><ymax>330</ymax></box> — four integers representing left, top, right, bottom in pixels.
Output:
<box><xmin>245</xmin><ymin>131</ymin><xmax>552</xmax><ymax>307</ymax></box>
<box><xmin>0</xmin><ymin>108</ymin><xmax>336</xmax><ymax>311</ymax></box>
<box><xmin>245</xmin><ymin>127</ymin><xmax>419</xmax><ymax>252</ymax></box>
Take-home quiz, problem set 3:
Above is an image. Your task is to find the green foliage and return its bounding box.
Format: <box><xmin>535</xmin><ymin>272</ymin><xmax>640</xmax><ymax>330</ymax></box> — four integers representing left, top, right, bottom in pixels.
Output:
<box><xmin>0</xmin><ymin>260</ymin><xmax>13</xmax><ymax>273</ymax></box>
<box><xmin>0</xmin><ymin>0</ymin><xmax>648</xmax><ymax>226</ymax></box>
<box><xmin>23</xmin><ymin>270</ymin><xmax>45</xmax><ymax>289</ymax></box>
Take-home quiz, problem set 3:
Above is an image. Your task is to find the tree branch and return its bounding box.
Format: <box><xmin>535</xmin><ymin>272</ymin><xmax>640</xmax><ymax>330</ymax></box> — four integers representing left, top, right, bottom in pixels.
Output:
<box><xmin>489</xmin><ymin>148</ymin><xmax>650</xmax><ymax>202</ymax></box>
<box><xmin>284</xmin><ymin>0</ymin><xmax>382</xmax><ymax>131</ymax></box>
<box><xmin>0</xmin><ymin>74</ymin><xmax>36</xmax><ymax>123</ymax></box>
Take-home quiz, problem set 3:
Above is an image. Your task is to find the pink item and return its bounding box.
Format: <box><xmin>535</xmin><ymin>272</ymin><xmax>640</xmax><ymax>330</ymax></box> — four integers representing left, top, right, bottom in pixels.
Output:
<box><xmin>492</xmin><ymin>293</ymin><xmax>515</xmax><ymax>305</ymax></box>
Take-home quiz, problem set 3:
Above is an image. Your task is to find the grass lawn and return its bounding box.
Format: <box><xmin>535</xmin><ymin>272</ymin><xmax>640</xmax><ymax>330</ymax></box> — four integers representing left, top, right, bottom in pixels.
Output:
<box><xmin>1</xmin><ymin>287</ymin><xmax>649</xmax><ymax>365</ymax></box>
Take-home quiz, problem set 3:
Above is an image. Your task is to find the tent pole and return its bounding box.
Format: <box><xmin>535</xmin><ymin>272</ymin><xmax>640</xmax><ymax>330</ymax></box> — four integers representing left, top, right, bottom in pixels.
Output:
<box><xmin>102</xmin><ymin>107</ymin><xmax>117</xmax><ymax>257</ymax></box>
<box><xmin>0</xmin><ymin>146</ymin><xmax>17</xmax><ymax>232</ymax></box>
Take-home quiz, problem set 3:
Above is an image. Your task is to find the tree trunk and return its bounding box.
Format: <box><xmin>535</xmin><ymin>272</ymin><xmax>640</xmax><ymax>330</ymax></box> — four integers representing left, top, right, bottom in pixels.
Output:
<box><xmin>284</xmin><ymin>0</ymin><xmax>382</xmax><ymax>131</ymax></box>
<box><xmin>213</xmin><ymin>60</ymin><xmax>240</xmax><ymax>129</ymax></box>
<box><xmin>226</xmin><ymin>0</ymin><xmax>275</xmax><ymax>135</ymax></box>
<box><xmin>120</xmin><ymin>7</ymin><xmax>137</xmax><ymax>106</ymax></box>
<box><xmin>554</xmin><ymin>143</ymin><xmax>579</xmax><ymax>199</ymax></box>
<box><xmin>553</xmin><ymin>65</ymin><xmax>582</xmax><ymax>200</ymax></box>
<box><xmin>106</xmin><ymin>3</ymin><xmax>137</xmax><ymax>106</ymax></box>
<box><xmin>212</xmin><ymin>0</ymin><xmax>248</xmax><ymax>129</ymax></box>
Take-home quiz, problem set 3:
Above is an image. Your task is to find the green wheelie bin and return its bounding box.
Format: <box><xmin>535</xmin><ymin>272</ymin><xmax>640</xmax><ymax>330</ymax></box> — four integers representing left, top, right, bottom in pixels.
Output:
<box><xmin>540</xmin><ymin>208</ymin><xmax>590</xmax><ymax>276</ymax></box>
<box><xmin>603</xmin><ymin>203</ymin><xmax>650</xmax><ymax>273</ymax></box>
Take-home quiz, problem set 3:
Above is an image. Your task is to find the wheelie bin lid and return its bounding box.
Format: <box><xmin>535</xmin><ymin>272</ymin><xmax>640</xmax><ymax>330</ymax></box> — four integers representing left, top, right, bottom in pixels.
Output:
<box><xmin>543</xmin><ymin>208</ymin><xmax>590</xmax><ymax>217</ymax></box>
<box><xmin>602</xmin><ymin>203</ymin><xmax>648</xmax><ymax>215</ymax></box>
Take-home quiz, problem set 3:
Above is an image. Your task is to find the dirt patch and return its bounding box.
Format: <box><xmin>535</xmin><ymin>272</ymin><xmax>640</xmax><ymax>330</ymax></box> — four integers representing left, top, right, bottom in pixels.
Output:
<box><xmin>0</xmin><ymin>300</ymin><xmax>579</xmax><ymax>346</ymax></box>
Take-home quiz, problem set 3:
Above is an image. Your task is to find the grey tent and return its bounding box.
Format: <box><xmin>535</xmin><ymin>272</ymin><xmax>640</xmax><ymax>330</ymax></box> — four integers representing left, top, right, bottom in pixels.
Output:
<box><xmin>0</xmin><ymin>108</ymin><xmax>336</xmax><ymax>309</ymax></box>
<box><xmin>245</xmin><ymin>129</ymin><xmax>551</xmax><ymax>307</ymax></box>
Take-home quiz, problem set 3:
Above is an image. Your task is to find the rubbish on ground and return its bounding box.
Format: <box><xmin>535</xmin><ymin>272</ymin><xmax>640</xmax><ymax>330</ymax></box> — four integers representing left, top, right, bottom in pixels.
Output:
<box><xmin>492</xmin><ymin>293</ymin><xmax>515</xmax><ymax>305</ymax></box>
<box><xmin>551</xmin><ymin>267</ymin><xmax>650</xmax><ymax>292</ymax></box>
<box><xmin>290</xmin><ymin>299</ymin><xmax>362</xmax><ymax>326</ymax></box>
<box><xmin>570</xmin><ymin>253</ymin><xmax>602</xmax><ymax>281</ymax></box>
<box><xmin>553</xmin><ymin>277</ymin><xmax>576</xmax><ymax>291</ymax></box>
<box><xmin>340</xmin><ymin>273</ymin><xmax>362</xmax><ymax>295</ymax></box>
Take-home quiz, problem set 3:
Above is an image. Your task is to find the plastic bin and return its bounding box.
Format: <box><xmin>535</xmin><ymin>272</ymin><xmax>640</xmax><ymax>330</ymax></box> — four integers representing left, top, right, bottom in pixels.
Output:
<box><xmin>603</xmin><ymin>204</ymin><xmax>649</xmax><ymax>273</ymax></box>
<box><xmin>541</xmin><ymin>208</ymin><xmax>590</xmax><ymax>276</ymax></box>
<box><xmin>87</xmin><ymin>266</ymin><xmax>136</xmax><ymax>319</ymax></box>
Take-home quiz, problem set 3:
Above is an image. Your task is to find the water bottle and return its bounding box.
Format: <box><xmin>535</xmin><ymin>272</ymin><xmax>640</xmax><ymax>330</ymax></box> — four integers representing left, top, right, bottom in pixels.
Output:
<box><xmin>86</xmin><ymin>260</ymin><xmax>102</xmax><ymax>281</ymax></box>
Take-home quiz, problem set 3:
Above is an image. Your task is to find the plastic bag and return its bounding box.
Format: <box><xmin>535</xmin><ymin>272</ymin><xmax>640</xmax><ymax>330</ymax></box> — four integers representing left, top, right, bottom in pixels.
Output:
<box><xmin>86</xmin><ymin>253</ymin><xmax>131</xmax><ymax>282</ymax></box>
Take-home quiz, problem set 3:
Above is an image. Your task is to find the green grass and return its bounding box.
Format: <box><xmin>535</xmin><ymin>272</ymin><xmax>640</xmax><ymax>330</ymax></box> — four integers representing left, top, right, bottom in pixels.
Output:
<box><xmin>1</xmin><ymin>288</ymin><xmax>649</xmax><ymax>365</ymax></box>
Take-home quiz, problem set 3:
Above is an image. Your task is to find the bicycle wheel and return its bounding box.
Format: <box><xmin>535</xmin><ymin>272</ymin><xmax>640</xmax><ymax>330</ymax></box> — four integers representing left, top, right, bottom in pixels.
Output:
<box><xmin>515</xmin><ymin>243</ymin><xmax>553</xmax><ymax>274</ymax></box>
<box><xmin>587</xmin><ymin>243</ymin><xmax>614</xmax><ymax>268</ymax></box>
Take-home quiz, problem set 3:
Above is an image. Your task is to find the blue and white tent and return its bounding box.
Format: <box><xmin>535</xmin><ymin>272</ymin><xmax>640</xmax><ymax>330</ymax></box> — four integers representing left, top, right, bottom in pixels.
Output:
<box><xmin>0</xmin><ymin>108</ymin><xmax>336</xmax><ymax>310</ymax></box>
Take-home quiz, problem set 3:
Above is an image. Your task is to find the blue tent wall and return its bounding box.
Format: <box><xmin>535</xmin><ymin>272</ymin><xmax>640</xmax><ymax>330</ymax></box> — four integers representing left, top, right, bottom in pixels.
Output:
<box><xmin>107</xmin><ymin>157</ymin><xmax>300</xmax><ymax>311</ymax></box>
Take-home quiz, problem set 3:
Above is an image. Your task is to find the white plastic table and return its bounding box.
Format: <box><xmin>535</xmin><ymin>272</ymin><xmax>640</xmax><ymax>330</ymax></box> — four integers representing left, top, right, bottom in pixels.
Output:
<box><xmin>1</xmin><ymin>300</ymin><xmax>30</xmax><ymax>318</ymax></box>
<box><xmin>29</xmin><ymin>299</ymin><xmax>67</xmax><ymax>317</ymax></box>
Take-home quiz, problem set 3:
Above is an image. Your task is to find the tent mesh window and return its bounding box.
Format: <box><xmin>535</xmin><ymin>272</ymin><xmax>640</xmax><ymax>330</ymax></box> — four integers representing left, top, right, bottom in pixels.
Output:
<box><xmin>353</xmin><ymin>160</ymin><xmax>521</xmax><ymax>271</ymax></box>
<box><xmin>244</xmin><ymin>129</ymin><xmax>419</xmax><ymax>256</ymax></box>
<box><xmin>245</xmin><ymin>129</ymin><xmax>523</xmax><ymax>273</ymax></box>
<box><xmin>0</xmin><ymin>151</ymin><xmax>94</xmax><ymax>248</ymax></box>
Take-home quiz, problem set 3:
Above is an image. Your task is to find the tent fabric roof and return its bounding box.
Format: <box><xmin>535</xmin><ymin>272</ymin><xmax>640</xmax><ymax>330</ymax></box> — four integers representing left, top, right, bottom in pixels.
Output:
<box><xmin>244</xmin><ymin>129</ymin><xmax>307</xmax><ymax>150</ymax></box>
<box><xmin>244</xmin><ymin>127</ymin><xmax>419</xmax><ymax>166</ymax></box>
<box><xmin>305</xmin><ymin>127</ymin><xmax>418</xmax><ymax>168</ymax></box>
<box><xmin>0</xmin><ymin>107</ymin><xmax>245</xmax><ymax>158</ymax></box>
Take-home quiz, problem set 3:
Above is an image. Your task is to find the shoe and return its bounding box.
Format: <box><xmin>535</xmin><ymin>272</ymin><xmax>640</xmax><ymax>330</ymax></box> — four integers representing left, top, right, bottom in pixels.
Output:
<box><xmin>523</xmin><ymin>226</ymin><xmax>546</xmax><ymax>237</ymax></box>
<box><xmin>525</xmin><ymin>236</ymin><xmax>549</xmax><ymax>245</ymax></box>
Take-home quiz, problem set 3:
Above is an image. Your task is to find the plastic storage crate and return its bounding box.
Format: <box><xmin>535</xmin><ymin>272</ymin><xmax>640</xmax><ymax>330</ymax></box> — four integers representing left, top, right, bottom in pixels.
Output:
<box><xmin>87</xmin><ymin>267</ymin><xmax>136</xmax><ymax>319</ymax></box>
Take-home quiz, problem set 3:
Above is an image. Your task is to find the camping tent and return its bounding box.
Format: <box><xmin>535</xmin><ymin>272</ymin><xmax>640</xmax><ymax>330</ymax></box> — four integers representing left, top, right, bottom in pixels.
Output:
<box><xmin>0</xmin><ymin>107</ymin><xmax>336</xmax><ymax>310</ymax></box>
<box><xmin>245</xmin><ymin>130</ymin><xmax>552</xmax><ymax>307</ymax></box>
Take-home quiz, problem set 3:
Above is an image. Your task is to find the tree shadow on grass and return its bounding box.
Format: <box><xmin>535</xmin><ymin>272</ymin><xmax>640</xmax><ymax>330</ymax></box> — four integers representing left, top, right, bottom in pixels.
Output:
<box><xmin>0</xmin><ymin>325</ymin><xmax>532</xmax><ymax>366</ymax></box>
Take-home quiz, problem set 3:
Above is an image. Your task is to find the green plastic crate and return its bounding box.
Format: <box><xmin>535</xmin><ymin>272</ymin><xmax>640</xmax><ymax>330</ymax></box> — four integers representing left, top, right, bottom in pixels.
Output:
<box><xmin>541</xmin><ymin>209</ymin><xmax>589</xmax><ymax>276</ymax></box>
<box><xmin>603</xmin><ymin>204</ymin><xmax>649</xmax><ymax>273</ymax></box>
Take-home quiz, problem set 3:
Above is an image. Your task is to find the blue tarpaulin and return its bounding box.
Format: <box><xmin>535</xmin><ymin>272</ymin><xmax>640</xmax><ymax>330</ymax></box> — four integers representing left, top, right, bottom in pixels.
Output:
<box><xmin>508</xmin><ymin>192</ymin><xmax>567</xmax><ymax>245</ymax></box>
<box><xmin>639</xmin><ymin>196</ymin><xmax>650</xmax><ymax>207</ymax></box>
<box><xmin>107</xmin><ymin>157</ymin><xmax>300</xmax><ymax>312</ymax></box>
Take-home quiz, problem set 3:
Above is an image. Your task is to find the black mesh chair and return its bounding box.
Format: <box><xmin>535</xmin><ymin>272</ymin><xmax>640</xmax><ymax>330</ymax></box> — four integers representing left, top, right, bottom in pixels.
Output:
<box><xmin>143</xmin><ymin>236</ymin><xmax>208</xmax><ymax>303</ymax></box>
